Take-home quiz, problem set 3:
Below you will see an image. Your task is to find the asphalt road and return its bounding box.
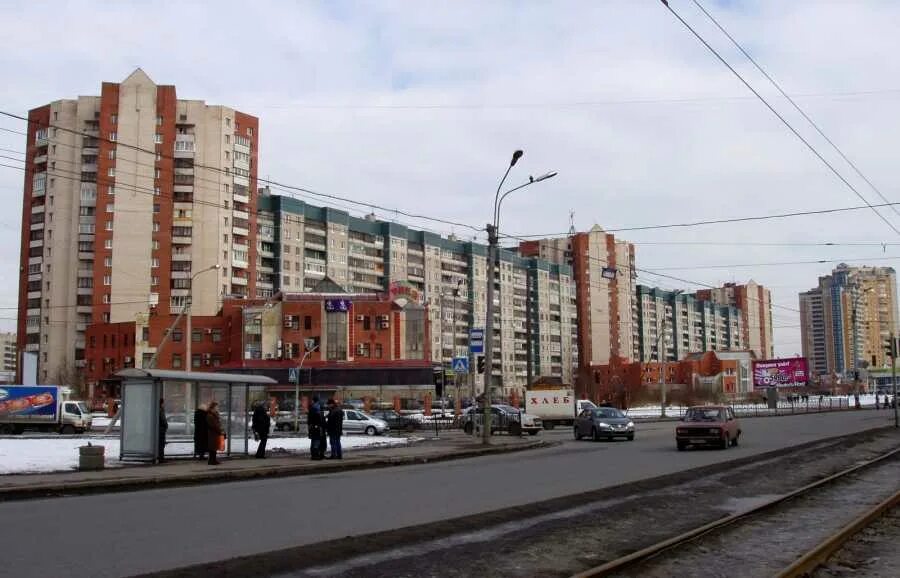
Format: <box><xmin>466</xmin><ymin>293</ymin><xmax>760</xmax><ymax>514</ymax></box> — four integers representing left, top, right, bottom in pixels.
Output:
<box><xmin>2</xmin><ymin>410</ymin><xmax>893</xmax><ymax>578</ymax></box>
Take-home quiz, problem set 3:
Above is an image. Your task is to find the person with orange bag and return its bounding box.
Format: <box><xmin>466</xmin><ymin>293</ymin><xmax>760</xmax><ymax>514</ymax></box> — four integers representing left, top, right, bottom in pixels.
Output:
<box><xmin>206</xmin><ymin>401</ymin><xmax>224</xmax><ymax>465</ymax></box>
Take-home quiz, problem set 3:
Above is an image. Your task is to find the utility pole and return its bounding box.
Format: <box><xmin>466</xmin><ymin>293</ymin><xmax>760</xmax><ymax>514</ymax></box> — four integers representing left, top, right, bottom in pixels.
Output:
<box><xmin>659</xmin><ymin>315</ymin><xmax>667</xmax><ymax>418</ymax></box>
<box><xmin>525</xmin><ymin>272</ymin><xmax>533</xmax><ymax>397</ymax></box>
<box><xmin>294</xmin><ymin>343</ymin><xmax>318</xmax><ymax>432</ymax></box>
<box><xmin>892</xmin><ymin>332</ymin><xmax>898</xmax><ymax>428</ymax></box>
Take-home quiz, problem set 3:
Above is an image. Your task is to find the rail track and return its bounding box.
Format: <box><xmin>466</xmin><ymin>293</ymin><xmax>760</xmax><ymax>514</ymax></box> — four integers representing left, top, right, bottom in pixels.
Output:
<box><xmin>572</xmin><ymin>446</ymin><xmax>900</xmax><ymax>578</ymax></box>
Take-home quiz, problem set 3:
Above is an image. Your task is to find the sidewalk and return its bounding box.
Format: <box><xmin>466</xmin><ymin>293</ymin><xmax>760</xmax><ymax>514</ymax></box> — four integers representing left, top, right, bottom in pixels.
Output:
<box><xmin>0</xmin><ymin>431</ymin><xmax>550</xmax><ymax>500</ymax></box>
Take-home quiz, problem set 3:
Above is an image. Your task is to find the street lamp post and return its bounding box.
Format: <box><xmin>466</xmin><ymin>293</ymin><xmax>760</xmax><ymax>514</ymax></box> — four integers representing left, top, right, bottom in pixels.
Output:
<box><xmin>185</xmin><ymin>264</ymin><xmax>221</xmax><ymax>374</ymax></box>
<box><xmin>451</xmin><ymin>278</ymin><xmax>463</xmax><ymax>419</ymax></box>
<box><xmin>484</xmin><ymin>150</ymin><xmax>556</xmax><ymax>445</ymax></box>
<box><xmin>850</xmin><ymin>286</ymin><xmax>873</xmax><ymax>401</ymax></box>
<box><xmin>294</xmin><ymin>343</ymin><xmax>319</xmax><ymax>432</ymax></box>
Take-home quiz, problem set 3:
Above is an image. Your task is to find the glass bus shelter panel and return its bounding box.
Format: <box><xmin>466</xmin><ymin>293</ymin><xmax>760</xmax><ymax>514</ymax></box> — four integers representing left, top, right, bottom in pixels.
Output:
<box><xmin>162</xmin><ymin>380</ymin><xmax>194</xmax><ymax>441</ymax></box>
<box><xmin>121</xmin><ymin>379</ymin><xmax>159</xmax><ymax>461</ymax></box>
<box><xmin>226</xmin><ymin>384</ymin><xmax>248</xmax><ymax>455</ymax></box>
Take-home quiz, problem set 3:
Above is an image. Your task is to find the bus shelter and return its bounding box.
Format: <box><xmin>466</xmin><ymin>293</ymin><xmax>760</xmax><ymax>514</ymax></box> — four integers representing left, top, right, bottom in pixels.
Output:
<box><xmin>115</xmin><ymin>368</ymin><xmax>276</xmax><ymax>462</ymax></box>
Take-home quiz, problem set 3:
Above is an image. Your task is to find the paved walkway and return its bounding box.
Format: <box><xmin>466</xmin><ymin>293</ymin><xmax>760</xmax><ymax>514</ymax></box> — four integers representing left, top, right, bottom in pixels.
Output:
<box><xmin>0</xmin><ymin>432</ymin><xmax>546</xmax><ymax>499</ymax></box>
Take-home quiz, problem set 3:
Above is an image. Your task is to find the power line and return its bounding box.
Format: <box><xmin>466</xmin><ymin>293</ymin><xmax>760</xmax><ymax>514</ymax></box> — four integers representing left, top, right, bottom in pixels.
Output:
<box><xmin>692</xmin><ymin>0</ymin><xmax>900</xmax><ymax>220</ymax></box>
<box><xmin>644</xmin><ymin>256</ymin><xmax>900</xmax><ymax>272</ymax></box>
<box><xmin>0</xmin><ymin>110</ymin><xmax>483</xmax><ymax>235</ymax></box>
<box><xmin>505</xmin><ymin>200</ymin><xmax>900</xmax><ymax>238</ymax></box>
<box><xmin>660</xmin><ymin>0</ymin><xmax>900</xmax><ymax>236</ymax></box>
<box><xmin>632</xmin><ymin>241</ymin><xmax>899</xmax><ymax>248</ymax></box>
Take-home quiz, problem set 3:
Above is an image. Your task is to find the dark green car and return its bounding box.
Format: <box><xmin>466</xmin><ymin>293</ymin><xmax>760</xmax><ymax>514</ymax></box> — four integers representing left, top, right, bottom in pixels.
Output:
<box><xmin>573</xmin><ymin>407</ymin><xmax>635</xmax><ymax>441</ymax></box>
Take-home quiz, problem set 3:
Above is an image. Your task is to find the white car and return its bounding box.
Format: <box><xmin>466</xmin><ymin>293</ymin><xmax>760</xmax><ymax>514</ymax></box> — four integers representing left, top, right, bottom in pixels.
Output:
<box><xmin>340</xmin><ymin>409</ymin><xmax>389</xmax><ymax>436</ymax></box>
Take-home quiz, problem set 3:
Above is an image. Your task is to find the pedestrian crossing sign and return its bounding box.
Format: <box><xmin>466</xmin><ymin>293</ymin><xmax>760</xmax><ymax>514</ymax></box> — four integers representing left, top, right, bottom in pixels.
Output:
<box><xmin>451</xmin><ymin>357</ymin><xmax>469</xmax><ymax>374</ymax></box>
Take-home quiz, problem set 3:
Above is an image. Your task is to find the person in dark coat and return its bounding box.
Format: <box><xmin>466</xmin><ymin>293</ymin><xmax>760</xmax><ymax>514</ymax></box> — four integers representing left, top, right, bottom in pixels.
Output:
<box><xmin>326</xmin><ymin>398</ymin><xmax>343</xmax><ymax>459</ymax></box>
<box><xmin>252</xmin><ymin>403</ymin><xmax>270</xmax><ymax>459</ymax></box>
<box><xmin>206</xmin><ymin>401</ymin><xmax>223</xmax><ymax>465</ymax></box>
<box><xmin>308</xmin><ymin>396</ymin><xmax>324</xmax><ymax>460</ymax></box>
<box><xmin>193</xmin><ymin>403</ymin><xmax>209</xmax><ymax>460</ymax></box>
<box><xmin>158</xmin><ymin>398</ymin><xmax>168</xmax><ymax>463</ymax></box>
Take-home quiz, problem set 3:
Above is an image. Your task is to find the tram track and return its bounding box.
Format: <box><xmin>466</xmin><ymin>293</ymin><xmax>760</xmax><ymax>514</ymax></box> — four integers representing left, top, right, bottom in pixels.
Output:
<box><xmin>573</xmin><ymin>447</ymin><xmax>900</xmax><ymax>578</ymax></box>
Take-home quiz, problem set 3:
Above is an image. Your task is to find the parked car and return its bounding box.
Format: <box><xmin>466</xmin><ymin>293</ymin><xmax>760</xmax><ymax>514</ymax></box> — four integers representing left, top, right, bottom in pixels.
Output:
<box><xmin>573</xmin><ymin>407</ymin><xmax>635</xmax><ymax>441</ymax></box>
<box><xmin>340</xmin><ymin>409</ymin><xmax>389</xmax><ymax>436</ymax></box>
<box><xmin>369</xmin><ymin>409</ymin><xmax>418</xmax><ymax>432</ymax></box>
<box><xmin>676</xmin><ymin>405</ymin><xmax>741</xmax><ymax>451</ymax></box>
<box><xmin>461</xmin><ymin>404</ymin><xmax>542</xmax><ymax>436</ymax></box>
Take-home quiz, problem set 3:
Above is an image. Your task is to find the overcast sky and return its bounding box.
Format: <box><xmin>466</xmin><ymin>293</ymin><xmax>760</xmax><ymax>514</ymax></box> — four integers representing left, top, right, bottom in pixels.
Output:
<box><xmin>2</xmin><ymin>0</ymin><xmax>900</xmax><ymax>357</ymax></box>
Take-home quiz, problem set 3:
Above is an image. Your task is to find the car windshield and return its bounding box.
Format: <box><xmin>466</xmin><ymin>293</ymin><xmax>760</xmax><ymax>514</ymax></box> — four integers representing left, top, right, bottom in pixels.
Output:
<box><xmin>495</xmin><ymin>405</ymin><xmax>519</xmax><ymax>413</ymax></box>
<box><xmin>593</xmin><ymin>408</ymin><xmax>624</xmax><ymax>419</ymax></box>
<box><xmin>685</xmin><ymin>408</ymin><xmax>724</xmax><ymax>422</ymax></box>
<box><xmin>77</xmin><ymin>402</ymin><xmax>91</xmax><ymax>415</ymax></box>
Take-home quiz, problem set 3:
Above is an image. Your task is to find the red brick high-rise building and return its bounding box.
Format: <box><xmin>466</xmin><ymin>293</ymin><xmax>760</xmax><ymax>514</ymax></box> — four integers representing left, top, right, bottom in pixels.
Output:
<box><xmin>17</xmin><ymin>69</ymin><xmax>259</xmax><ymax>386</ymax></box>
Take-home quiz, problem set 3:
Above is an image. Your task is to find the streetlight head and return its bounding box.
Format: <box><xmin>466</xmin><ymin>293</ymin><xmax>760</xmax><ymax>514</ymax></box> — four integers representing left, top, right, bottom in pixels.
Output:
<box><xmin>510</xmin><ymin>150</ymin><xmax>524</xmax><ymax>167</ymax></box>
<box><xmin>533</xmin><ymin>171</ymin><xmax>557</xmax><ymax>182</ymax></box>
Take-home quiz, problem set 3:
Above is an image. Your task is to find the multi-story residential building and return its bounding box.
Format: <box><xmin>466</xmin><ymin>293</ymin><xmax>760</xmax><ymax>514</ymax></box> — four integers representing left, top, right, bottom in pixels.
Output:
<box><xmin>695</xmin><ymin>281</ymin><xmax>774</xmax><ymax>359</ymax></box>
<box><xmin>17</xmin><ymin>69</ymin><xmax>258</xmax><ymax>386</ymax></box>
<box><xmin>519</xmin><ymin>225</ymin><xmax>638</xmax><ymax>374</ymax></box>
<box><xmin>259</xmin><ymin>191</ymin><xmax>578</xmax><ymax>393</ymax></box>
<box><xmin>799</xmin><ymin>288</ymin><xmax>827</xmax><ymax>377</ymax></box>
<box><xmin>0</xmin><ymin>332</ymin><xmax>16</xmax><ymax>383</ymax></box>
<box><xmin>799</xmin><ymin>264</ymin><xmax>898</xmax><ymax>380</ymax></box>
<box><xmin>635</xmin><ymin>285</ymin><xmax>745</xmax><ymax>362</ymax></box>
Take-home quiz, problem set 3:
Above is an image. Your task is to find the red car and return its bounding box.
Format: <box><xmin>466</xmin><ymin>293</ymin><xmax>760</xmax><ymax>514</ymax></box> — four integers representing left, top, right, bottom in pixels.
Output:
<box><xmin>676</xmin><ymin>405</ymin><xmax>741</xmax><ymax>451</ymax></box>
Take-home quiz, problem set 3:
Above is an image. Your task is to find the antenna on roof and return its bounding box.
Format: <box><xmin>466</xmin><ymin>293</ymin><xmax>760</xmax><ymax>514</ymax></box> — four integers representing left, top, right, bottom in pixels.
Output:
<box><xmin>568</xmin><ymin>210</ymin><xmax>576</xmax><ymax>235</ymax></box>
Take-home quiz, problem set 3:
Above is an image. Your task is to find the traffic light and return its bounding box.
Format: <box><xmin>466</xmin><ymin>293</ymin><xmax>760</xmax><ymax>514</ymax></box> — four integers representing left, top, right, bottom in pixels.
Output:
<box><xmin>433</xmin><ymin>368</ymin><xmax>445</xmax><ymax>397</ymax></box>
<box><xmin>887</xmin><ymin>337</ymin><xmax>899</xmax><ymax>359</ymax></box>
<box><xmin>477</xmin><ymin>355</ymin><xmax>485</xmax><ymax>374</ymax></box>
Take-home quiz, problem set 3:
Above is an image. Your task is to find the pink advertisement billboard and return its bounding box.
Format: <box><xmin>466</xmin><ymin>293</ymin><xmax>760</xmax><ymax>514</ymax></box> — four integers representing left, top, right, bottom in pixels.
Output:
<box><xmin>753</xmin><ymin>358</ymin><xmax>809</xmax><ymax>388</ymax></box>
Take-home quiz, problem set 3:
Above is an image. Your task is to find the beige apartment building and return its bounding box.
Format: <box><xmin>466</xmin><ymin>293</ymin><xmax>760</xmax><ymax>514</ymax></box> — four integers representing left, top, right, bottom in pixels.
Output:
<box><xmin>800</xmin><ymin>264</ymin><xmax>899</xmax><ymax>379</ymax></box>
<box><xmin>696</xmin><ymin>281</ymin><xmax>774</xmax><ymax>359</ymax></box>
<box><xmin>17</xmin><ymin>70</ymin><xmax>259</xmax><ymax>384</ymax></box>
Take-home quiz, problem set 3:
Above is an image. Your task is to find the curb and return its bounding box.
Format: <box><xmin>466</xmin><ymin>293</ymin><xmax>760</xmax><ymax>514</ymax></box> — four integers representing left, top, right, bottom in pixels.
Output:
<box><xmin>0</xmin><ymin>439</ymin><xmax>554</xmax><ymax>501</ymax></box>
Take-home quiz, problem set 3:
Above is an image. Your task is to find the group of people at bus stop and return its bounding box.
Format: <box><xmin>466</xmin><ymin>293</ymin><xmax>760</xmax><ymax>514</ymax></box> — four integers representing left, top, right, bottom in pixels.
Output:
<box><xmin>156</xmin><ymin>395</ymin><xmax>344</xmax><ymax>464</ymax></box>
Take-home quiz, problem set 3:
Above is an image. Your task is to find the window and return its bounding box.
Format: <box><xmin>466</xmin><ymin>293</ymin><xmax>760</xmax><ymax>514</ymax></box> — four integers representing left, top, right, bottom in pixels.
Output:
<box><xmin>304</xmin><ymin>316</ymin><xmax>312</xmax><ymax>330</ymax></box>
<box><xmin>154</xmin><ymin>187</ymin><xmax>160</xmax><ymax>196</ymax></box>
<box><xmin>154</xmin><ymin>134</ymin><xmax>162</xmax><ymax>144</ymax></box>
<box><xmin>105</xmin><ymin>203</ymin><xmax>114</xmax><ymax>213</ymax></box>
<box><xmin>151</xmin><ymin>258</ymin><xmax>159</xmax><ymax>268</ymax></box>
<box><xmin>192</xmin><ymin>329</ymin><xmax>202</xmax><ymax>342</ymax></box>
<box><xmin>104</xmin><ymin>220</ymin><xmax>113</xmax><ymax>231</ymax></box>
<box><xmin>103</xmin><ymin>256</ymin><xmax>111</xmax><ymax>267</ymax></box>
<box><xmin>375</xmin><ymin>343</ymin><xmax>383</xmax><ymax>359</ymax></box>
<box><xmin>192</xmin><ymin>354</ymin><xmax>201</xmax><ymax>368</ymax></box>
<box><xmin>107</xmin><ymin>167</ymin><xmax>115</xmax><ymax>177</ymax></box>
<box><xmin>212</xmin><ymin>329</ymin><xmax>222</xmax><ymax>342</ymax></box>
<box><xmin>156</xmin><ymin>116</ymin><xmax>163</xmax><ymax>126</ymax></box>
<box><xmin>104</xmin><ymin>239</ymin><xmax>112</xmax><ymax>249</ymax></box>
<box><xmin>108</xmin><ymin>185</ymin><xmax>115</xmax><ymax>196</ymax></box>
<box><xmin>172</xmin><ymin>354</ymin><xmax>182</xmax><ymax>368</ymax></box>
<box><xmin>155</xmin><ymin>169</ymin><xmax>160</xmax><ymax>179</ymax></box>
<box><xmin>225</xmin><ymin>117</ymin><xmax>231</xmax><ymax>127</ymax></box>
<box><xmin>151</xmin><ymin>276</ymin><xmax>159</xmax><ymax>286</ymax></box>
<box><xmin>108</xmin><ymin>149</ymin><xmax>115</xmax><ymax>160</ymax></box>
<box><xmin>325</xmin><ymin>311</ymin><xmax>348</xmax><ymax>360</ymax></box>
<box><xmin>103</xmin><ymin>275</ymin><xmax>111</xmax><ymax>286</ymax></box>
<box><xmin>152</xmin><ymin>240</ymin><xmax>159</xmax><ymax>250</ymax></box>
<box><xmin>153</xmin><ymin>222</ymin><xmax>160</xmax><ymax>232</ymax></box>
<box><xmin>225</xmin><ymin>134</ymin><xmax>230</xmax><ymax>144</ymax></box>
<box><xmin>363</xmin><ymin>316</ymin><xmax>371</xmax><ymax>331</ymax></box>
<box><xmin>172</xmin><ymin>329</ymin><xmax>183</xmax><ymax>342</ymax></box>
<box><xmin>111</xmin><ymin>114</ymin><xmax>117</xmax><ymax>124</ymax></box>
<box><xmin>109</xmin><ymin>132</ymin><xmax>117</xmax><ymax>142</ymax></box>
<box><xmin>153</xmin><ymin>204</ymin><xmax>160</xmax><ymax>213</ymax></box>
<box><xmin>405</xmin><ymin>309</ymin><xmax>425</xmax><ymax>360</ymax></box>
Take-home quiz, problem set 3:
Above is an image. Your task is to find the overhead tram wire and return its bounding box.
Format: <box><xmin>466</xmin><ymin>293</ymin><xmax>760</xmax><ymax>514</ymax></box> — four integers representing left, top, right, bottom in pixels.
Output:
<box><xmin>0</xmin><ymin>110</ymin><xmax>483</xmax><ymax>236</ymax></box>
<box><xmin>692</xmin><ymin>0</ymin><xmax>900</xmax><ymax>220</ymax></box>
<box><xmin>659</xmin><ymin>0</ymin><xmax>900</xmax><ymax>236</ymax></box>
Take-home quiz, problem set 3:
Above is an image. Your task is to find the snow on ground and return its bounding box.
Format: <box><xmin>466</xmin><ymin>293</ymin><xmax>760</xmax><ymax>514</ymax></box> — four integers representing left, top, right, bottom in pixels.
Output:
<box><xmin>623</xmin><ymin>395</ymin><xmax>864</xmax><ymax>419</ymax></box>
<box><xmin>0</xmin><ymin>435</ymin><xmax>411</xmax><ymax>475</ymax></box>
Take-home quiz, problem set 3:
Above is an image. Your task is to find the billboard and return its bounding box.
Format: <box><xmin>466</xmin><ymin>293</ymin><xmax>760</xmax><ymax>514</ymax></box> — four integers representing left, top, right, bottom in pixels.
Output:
<box><xmin>0</xmin><ymin>386</ymin><xmax>59</xmax><ymax>421</ymax></box>
<box><xmin>753</xmin><ymin>358</ymin><xmax>809</xmax><ymax>388</ymax></box>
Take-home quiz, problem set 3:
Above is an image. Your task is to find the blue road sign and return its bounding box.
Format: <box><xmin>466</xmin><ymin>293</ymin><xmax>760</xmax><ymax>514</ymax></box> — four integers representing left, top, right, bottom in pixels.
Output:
<box><xmin>289</xmin><ymin>368</ymin><xmax>299</xmax><ymax>384</ymax></box>
<box><xmin>452</xmin><ymin>357</ymin><xmax>469</xmax><ymax>374</ymax></box>
<box><xmin>469</xmin><ymin>328</ymin><xmax>484</xmax><ymax>354</ymax></box>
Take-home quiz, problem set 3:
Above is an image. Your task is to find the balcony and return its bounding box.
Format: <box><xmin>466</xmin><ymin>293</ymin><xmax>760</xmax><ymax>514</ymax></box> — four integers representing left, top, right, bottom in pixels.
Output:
<box><xmin>33</xmin><ymin>154</ymin><xmax>47</xmax><ymax>165</ymax></box>
<box><xmin>172</xmin><ymin>236</ymin><xmax>192</xmax><ymax>245</ymax></box>
<box><xmin>233</xmin><ymin>174</ymin><xmax>249</xmax><ymax>187</ymax></box>
<box><xmin>82</xmin><ymin>146</ymin><xmax>98</xmax><ymax>156</ymax></box>
<box><xmin>258</xmin><ymin>262</ymin><xmax>274</xmax><ymax>273</ymax></box>
<box><xmin>232</xmin><ymin>209</ymin><xmax>249</xmax><ymax>221</ymax></box>
<box><xmin>76</xmin><ymin>305</ymin><xmax>92</xmax><ymax>315</ymax></box>
<box><xmin>231</xmin><ymin>275</ymin><xmax>248</xmax><ymax>286</ymax></box>
<box><xmin>232</xmin><ymin>225</ymin><xmax>249</xmax><ymax>237</ymax></box>
<box><xmin>171</xmin><ymin>288</ymin><xmax>190</xmax><ymax>298</ymax></box>
<box><xmin>31</xmin><ymin>204</ymin><xmax>45</xmax><ymax>215</ymax></box>
<box><xmin>232</xmin><ymin>255</ymin><xmax>249</xmax><ymax>269</ymax></box>
<box><xmin>172</xmin><ymin>253</ymin><xmax>192</xmax><ymax>261</ymax></box>
<box><xmin>77</xmin><ymin>251</ymin><xmax>94</xmax><ymax>260</ymax></box>
<box><xmin>174</xmin><ymin>184</ymin><xmax>193</xmax><ymax>194</ymax></box>
<box><xmin>233</xmin><ymin>191</ymin><xmax>250</xmax><ymax>204</ymax></box>
<box><xmin>171</xmin><ymin>271</ymin><xmax>191</xmax><ymax>280</ymax></box>
<box><xmin>174</xmin><ymin>167</ymin><xmax>194</xmax><ymax>176</ymax></box>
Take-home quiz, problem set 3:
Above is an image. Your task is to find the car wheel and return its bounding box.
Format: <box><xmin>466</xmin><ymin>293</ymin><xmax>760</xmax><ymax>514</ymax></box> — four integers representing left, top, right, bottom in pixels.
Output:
<box><xmin>60</xmin><ymin>425</ymin><xmax>76</xmax><ymax>435</ymax></box>
<box><xmin>627</xmin><ymin>434</ymin><xmax>635</xmax><ymax>441</ymax></box>
<box><xmin>0</xmin><ymin>424</ymin><xmax>12</xmax><ymax>435</ymax></box>
<box><xmin>573</xmin><ymin>427</ymin><xmax>581</xmax><ymax>440</ymax></box>
<box><xmin>677</xmin><ymin>441</ymin><xmax>687</xmax><ymax>451</ymax></box>
<box><xmin>365</xmin><ymin>426</ymin><xmax>377</xmax><ymax>436</ymax></box>
<box><xmin>721</xmin><ymin>434</ymin><xmax>730</xmax><ymax>450</ymax></box>
<box><xmin>732</xmin><ymin>432</ymin><xmax>740</xmax><ymax>447</ymax></box>
<box><xmin>592</xmin><ymin>427</ymin><xmax>600</xmax><ymax>442</ymax></box>
<box><xmin>544</xmin><ymin>421</ymin><xmax>555</xmax><ymax>430</ymax></box>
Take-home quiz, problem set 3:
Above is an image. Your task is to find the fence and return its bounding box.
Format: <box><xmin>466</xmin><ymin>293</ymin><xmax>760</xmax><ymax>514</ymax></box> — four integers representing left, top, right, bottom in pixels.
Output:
<box><xmin>625</xmin><ymin>396</ymin><xmax>851</xmax><ymax>420</ymax></box>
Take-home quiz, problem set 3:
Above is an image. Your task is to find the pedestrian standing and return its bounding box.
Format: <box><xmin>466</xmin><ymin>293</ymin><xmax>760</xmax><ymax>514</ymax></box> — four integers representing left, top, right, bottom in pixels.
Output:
<box><xmin>308</xmin><ymin>396</ymin><xmax>324</xmax><ymax>460</ymax></box>
<box><xmin>206</xmin><ymin>401</ymin><xmax>223</xmax><ymax>465</ymax></box>
<box><xmin>326</xmin><ymin>398</ymin><xmax>343</xmax><ymax>459</ymax></box>
<box><xmin>193</xmin><ymin>403</ymin><xmax>208</xmax><ymax>460</ymax></box>
<box><xmin>252</xmin><ymin>402</ymin><xmax>270</xmax><ymax>459</ymax></box>
<box><xmin>158</xmin><ymin>398</ymin><xmax>168</xmax><ymax>463</ymax></box>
